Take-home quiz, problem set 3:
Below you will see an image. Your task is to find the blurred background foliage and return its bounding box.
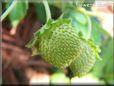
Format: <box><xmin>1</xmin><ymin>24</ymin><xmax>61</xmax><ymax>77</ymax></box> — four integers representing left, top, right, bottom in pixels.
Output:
<box><xmin>2</xmin><ymin>0</ymin><xmax>113</xmax><ymax>85</ymax></box>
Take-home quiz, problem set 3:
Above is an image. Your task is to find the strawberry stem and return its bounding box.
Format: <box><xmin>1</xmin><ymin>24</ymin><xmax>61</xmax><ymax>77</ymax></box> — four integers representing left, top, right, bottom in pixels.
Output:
<box><xmin>86</xmin><ymin>14</ymin><xmax>92</xmax><ymax>39</ymax></box>
<box><xmin>76</xmin><ymin>7</ymin><xmax>92</xmax><ymax>39</ymax></box>
<box><xmin>43</xmin><ymin>0</ymin><xmax>51</xmax><ymax>23</ymax></box>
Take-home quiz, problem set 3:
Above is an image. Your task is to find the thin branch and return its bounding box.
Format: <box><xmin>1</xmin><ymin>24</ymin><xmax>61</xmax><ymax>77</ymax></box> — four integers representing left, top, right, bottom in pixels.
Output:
<box><xmin>86</xmin><ymin>15</ymin><xmax>92</xmax><ymax>39</ymax></box>
<box><xmin>77</xmin><ymin>7</ymin><xmax>92</xmax><ymax>39</ymax></box>
<box><xmin>42</xmin><ymin>0</ymin><xmax>51</xmax><ymax>22</ymax></box>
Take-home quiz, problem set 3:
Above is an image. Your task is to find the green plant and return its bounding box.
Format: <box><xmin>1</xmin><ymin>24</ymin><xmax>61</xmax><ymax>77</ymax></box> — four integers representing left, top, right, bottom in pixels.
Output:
<box><xmin>26</xmin><ymin>0</ymin><xmax>100</xmax><ymax>76</ymax></box>
<box><xmin>69</xmin><ymin>38</ymin><xmax>100</xmax><ymax>77</ymax></box>
<box><xmin>2</xmin><ymin>0</ymin><xmax>113</xmax><ymax>84</ymax></box>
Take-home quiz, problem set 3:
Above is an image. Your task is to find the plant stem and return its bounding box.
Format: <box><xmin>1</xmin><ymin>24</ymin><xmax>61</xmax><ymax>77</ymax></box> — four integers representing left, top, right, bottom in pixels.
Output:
<box><xmin>43</xmin><ymin>0</ymin><xmax>51</xmax><ymax>22</ymax></box>
<box><xmin>86</xmin><ymin>15</ymin><xmax>92</xmax><ymax>39</ymax></box>
<box><xmin>76</xmin><ymin>7</ymin><xmax>92</xmax><ymax>39</ymax></box>
<box><xmin>1</xmin><ymin>0</ymin><xmax>18</xmax><ymax>21</ymax></box>
<box><xmin>86</xmin><ymin>11</ymin><xmax>98</xmax><ymax>17</ymax></box>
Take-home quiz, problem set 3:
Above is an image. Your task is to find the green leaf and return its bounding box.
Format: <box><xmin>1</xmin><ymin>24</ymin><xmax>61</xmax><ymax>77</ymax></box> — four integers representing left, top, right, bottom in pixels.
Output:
<box><xmin>63</xmin><ymin>8</ymin><xmax>89</xmax><ymax>38</ymax></box>
<box><xmin>91</xmin><ymin>17</ymin><xmax>110</xmax><ymax>46</ymax></box>
<box><xmin>92</xmin><ymin>37</ymin><xmax>113</xmax><ymax>84</ymax></box>
<box><xmin>9</xmin><ymin>1</ymin><xmax>28</xmax><ymax>27</ymax></box>
<box><xmin>63</xmin><ymin>7</ymin><xmax>110</xmax><ymax>47</ymax></box>
<box><xmin>34</xmin><ymin>3</ymin><xmax>46</xmax><ymax>24</ymax></box>
<box><xmin>100</xmin><ymin>37</ymin><xmax>113</xmax><ymax>84</ymax></box>
<box><xmin>74</xmin><ymin>11</ymin><xmax>87</xmax><ymax>25</ymax></box>
<box><xmin>63</xmin><ymin>9</ymin><xmax>87</xmax><ymax>25</ymax></box>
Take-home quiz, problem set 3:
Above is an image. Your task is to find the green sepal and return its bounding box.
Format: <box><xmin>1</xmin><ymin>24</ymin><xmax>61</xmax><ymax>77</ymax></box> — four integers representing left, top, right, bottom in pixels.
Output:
<box><xmin>77</xmin><ymin>31</ymin><xmax>101</xmax><ymax>61</ymax></box>
<box><xmin>34</xmin><ymin>18</ymin><xmax>72</xmax><ymax>38</ymax></box>
<box><xmin>31</xmin><ymin>44</ymin><xmax>40</xmax><ymax>56</ymax></box>
<box><xmin>26</xmin><ymin>18</ymin><xmax>72</xmax><ymax>56</ymax></box>
<box><xmin>25</xmin><ymin>37</ymin><xmax>37</xmax><ymax>48</ymax></box>
<box><xmin>25</xmin><ymin>36</ymin><xmax>40</xmax><ymax>56</ymax></box>
<box><xmin>88</xmin><ymin>39</ymin><xmax>102</xmax><ymax>61</ymax></box>
<box><xmin>34</xmin><ymin>19</ymin><xmax>53</xmax><ymax>37</ymax></box>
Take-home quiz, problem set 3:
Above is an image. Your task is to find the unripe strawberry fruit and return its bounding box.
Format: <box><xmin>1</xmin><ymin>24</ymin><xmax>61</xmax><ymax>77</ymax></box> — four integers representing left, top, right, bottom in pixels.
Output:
<box><xmin>26</xmin><ymin>18</ymin><xmax>100</xmax><ymax>74</ymax></box>
<box><xmin>69</xmin><ymin>38</ymin><xmax>100</xmax><ymax>77</ymax></box>
<box><xmin>26</xmin><ymin>18</ymin><xmax>82</xmax><ymax>69</ymax></box>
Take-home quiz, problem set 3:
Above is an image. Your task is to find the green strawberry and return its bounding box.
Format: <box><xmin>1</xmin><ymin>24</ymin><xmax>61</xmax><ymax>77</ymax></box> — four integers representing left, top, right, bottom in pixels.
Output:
<box><xmin>69</xmin><ymin>37</ymin><xmax>101</xmax><ymax>77</ymax></box>
<box><xmin>26</xmin><ymin>18</ymin><xmax>82</xmax><ymax>69</ymax></box>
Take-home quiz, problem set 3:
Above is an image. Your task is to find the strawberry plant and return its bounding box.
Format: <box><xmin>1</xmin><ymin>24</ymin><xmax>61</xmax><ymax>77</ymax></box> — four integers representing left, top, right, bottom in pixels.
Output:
<box><xmin>1</xmin><ymin>0</ymin><xmax>113</xmax><ymax>85</ymax></box>
<box><xmin>26</xmin><ymin>0</ymin><xmax>101</xmax><ymax>77</ymax></box>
